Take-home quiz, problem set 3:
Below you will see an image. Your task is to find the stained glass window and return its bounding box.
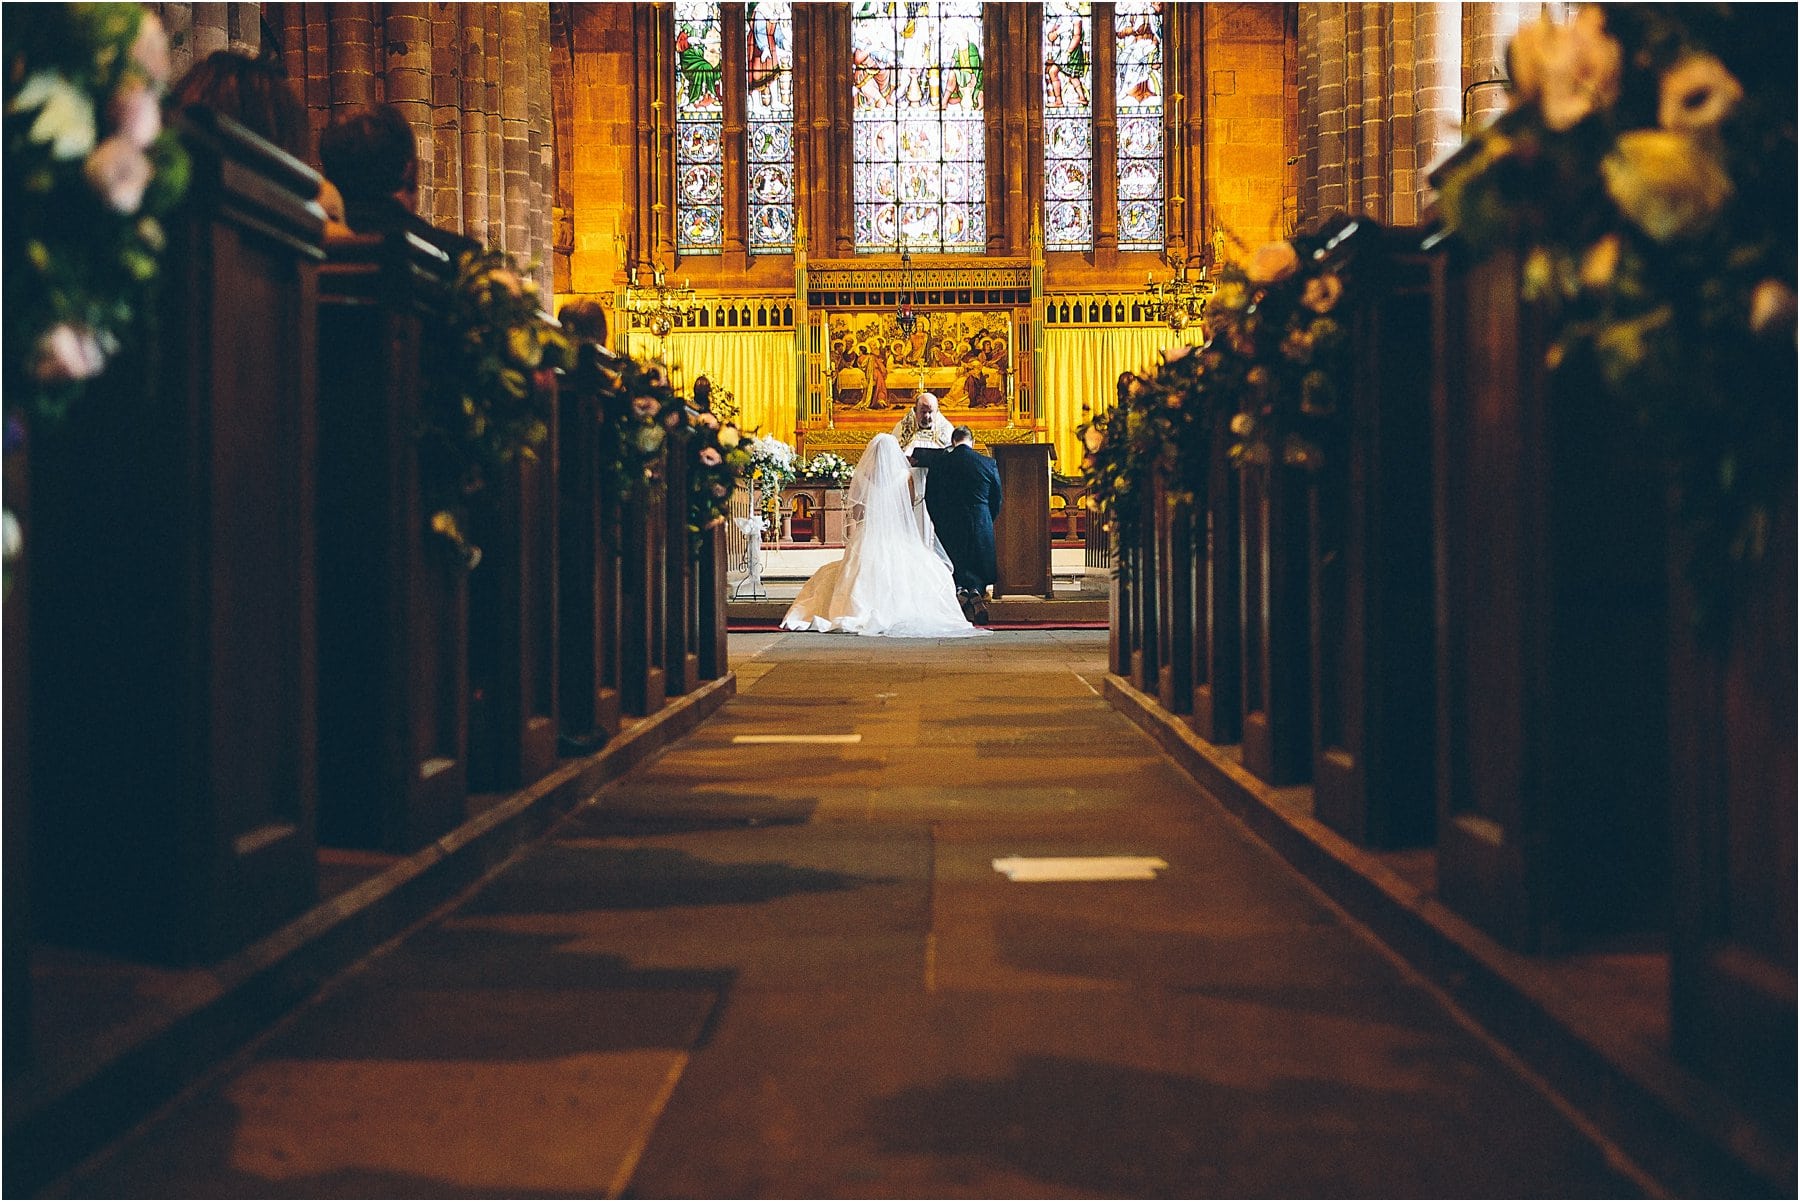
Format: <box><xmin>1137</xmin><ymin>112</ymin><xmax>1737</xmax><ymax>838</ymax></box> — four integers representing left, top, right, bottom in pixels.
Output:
<box><xmin>1042</xmin><ymin>0</ymin><xmax>1093</xmax><ymax>252</ymax></box>
<box><xmin>674</xmin><ymin>0</ymin><xmax>724</xmax><ymax>256</ymax></box>
<box><xmin>1113</xmin><ymin>1</ymin><xmax>1164</xmax><ymax>252</ymax></box>
<box><xmin>746</xmin><ymin>1</ymin><xmax>795</xmax><ymax>252</ymax></box>
<box><xmin>851</xmin><ymin>1</ymin><xmax>986</xmax><ymax>254</ymax></box>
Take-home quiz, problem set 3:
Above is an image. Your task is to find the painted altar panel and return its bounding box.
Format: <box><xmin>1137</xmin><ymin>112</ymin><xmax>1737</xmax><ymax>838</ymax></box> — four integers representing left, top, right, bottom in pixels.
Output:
<box><xmin>827</xmin><ymin>310</ymin><xmax>1012</xmax><ymax>415</ymax></box>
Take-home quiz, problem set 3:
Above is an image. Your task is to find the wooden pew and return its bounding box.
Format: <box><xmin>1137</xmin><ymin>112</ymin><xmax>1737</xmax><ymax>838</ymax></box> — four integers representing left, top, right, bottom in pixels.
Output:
<box><xmin>696</xmin><ymin>523</ymin><xmax>731</xmax><ymax>681</ymax></box>
<box><xmin>619</xmin><ymin>465</ymin><xmax>668</xmax><ymax>716</ymax></box>
<box><xmin>468</xmin><ymin>378</ymin><xmax>561</xmax><ymax>792</ymax></box>
<box><xmin>4</xmin><ymin>435</ymin><xmax>31</xmax><ymax>1063</ymax></box>
<box><xmin>661</xmin><ymin>427</ymin><xmax>698</xmax><ymax>697</ymax></box>
<box><xmin>555</xmin><ymin>362</ymin><xmax>623</xmax><ymax>749</ymax></box>
<box><xmin>1107</xmin><ymin>521</ymin><xmax>1133</xmax><ymax>678</ymax></box>
<box><xmin>315</xmin><ymin>232</ymin><xmax>469</xmax><ymax>852</ymax></box>
<box><xmin>1130</xmin><ymin>489</ymin><xmax>1161</xmax><ymax>695</ymax></box>
<box><xmin>1667</xmin><ymin>424</ymin><xmax>1797</xmax><ymax>1112</ymax></box>
<box><xmin>1156</xmin><ymin>480</ymin><xmax>1196</xmax><ymax>716</ymax></box>
<box><xmin>1239</xmin><ymin>454</ymin><xmax>1313</xmax><ymax>787</ymax></box>
<box><xmin>1430</xmin><ymin>244</ymin><xmax>1670</xmax><ymax>951</ymax></box>
<box><xmin>1310</xmin><ymin>230</ymin><xmax>1437</xmax><ymax>847</ymax></box>
<box><xmin>1190</xmin><ymin>418</ymin><xmax>1243</xmax><ymax>744</ymax></box>
<box><xmin>27</xmin><ymin>111</ymin><xmax>323</xmax><ymax>961</ymax></box>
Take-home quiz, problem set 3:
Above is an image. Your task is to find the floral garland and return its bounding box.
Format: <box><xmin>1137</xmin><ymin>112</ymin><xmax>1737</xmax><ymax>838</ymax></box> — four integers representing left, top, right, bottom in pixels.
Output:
<box><xmin>1078</xmin><ymin>229</ymin><xmax>1355</xmax><ymax>551</ymax></box>
<box><xmin>1434</xmin><ymin>3</ymin><xmax>1796</xmax><ymax>633</ymax></box>
<box><xmin>580</xmin><ymin>350</ymin><xmax>677</xmax><ymax>508</ymax></box>
<box><xmin>1208</xmin><ymin>228</ymin><xmax>1354</xmax><ymax>474</ymax></box>
<box><xmin>686</xmin><ymin>405</ymin><xmax>752</xmax><ymax>555</ymax></box>
<box><xmin>4</xmin><ymin>3</ymin><xmax>187</xmax><ymax>421</ymax></box>
<box><xmin>421</xmin><ymin>249</ymin><xmax>571</xmax><ymax>568</ymax></box>
<box><xmin>800</xmin><ymin>451</ymin><xmax>854</xmax><ymax>488</ymax></box>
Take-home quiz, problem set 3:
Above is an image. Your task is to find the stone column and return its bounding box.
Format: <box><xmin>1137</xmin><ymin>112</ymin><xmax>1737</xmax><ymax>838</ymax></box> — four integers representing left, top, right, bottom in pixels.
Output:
<box><xmin>485</xmin><ymin>4</ymin><xmax>506</xmax><ymax>252</ymax></box>
<box><xmin>191</xmin><ymin>3</ymin><xmax>230</xmax><ymax>57</ymax></box>
<box><xmin>327</xmin><ymin>5</ymin><xmax>378</xmax><ymax>110</ymax></box>
<box><xmin>427</xmin><ymin>4</ymin><xmax>463</xmax><ymax>234</ymax></box>
<box><xmin>1357</xmin><ymin>2</ymin><xmax>1387</xmax><ymax>223</ymax></box>
<box><xmin>1091</xmin><ymin>1</ymin><xmax>1118</xmax><ymax>261</ymax></box>
<box><xmin>161</xmin><ymin>3</ymin><xmax>196</xmax><ymax>80</ymax></box>
<box><xmin>499</xmin><ymin>4</ymin><xmax>530</xmax><ymax>256</ymax></box>
<box><xmin>550</xmin><ymin>1</ymin><xmax>576</xmax><ymax>290</ymax></box>
<box><xmin>1312</xmin><ymin>3</ymin><xmax>1348</xmax><ymax>218</ymax></box>
<box><xmin>1413</xmin><ymin>0</ymin><xmax>1461</xmax><ymax>215</ymax></box>
<box><xmin>1385</xmin><ymin>1</ymin><xmax>1418</xmax><ymax>225</ymax></box>
<box><xmin>1296</xmin><ymin>4</ymin><xmax>1318</xmax><ymax>226</ymax></box>
<box><xmin>384</xmin><ymin>4</ymin><xmax>435</xmax><ymax>218</ymax></box>
<box><xmin>1463</xmin><ymin>2</ymin><xmax>1520</xmax><ymax>132</ymax></box>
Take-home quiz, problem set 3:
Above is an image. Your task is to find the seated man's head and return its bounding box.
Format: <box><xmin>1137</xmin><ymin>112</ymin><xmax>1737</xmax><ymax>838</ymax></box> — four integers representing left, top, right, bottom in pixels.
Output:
<box><xmin>914</xmin><ymin>391</ymin><xmax>938</xmax><ymax>420</ymax></box>
<box><xmin>557</xmin><ymin>297</ymin><xmax>608</xmax><ymax>345</ymax></box>
<box><xmin>952</xmin><ymin>425</ymin><xmax>974</xmax><ymax>447</ymax></box>
<box><xmin>319</xmin><ymin>105</ymin><xmax>420</xmax><ymax>211</ymax></box>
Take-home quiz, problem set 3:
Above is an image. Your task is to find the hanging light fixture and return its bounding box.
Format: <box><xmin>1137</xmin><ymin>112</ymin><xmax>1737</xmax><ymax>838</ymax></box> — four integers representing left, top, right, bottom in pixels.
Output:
<box><xmin>624</xmin><ymin>260</ymin><xmax>699</xmax><ymax>339</ymax></box>
<box><xmin>1141</xmin><ymin>253</ymin><xmax>1212</xmax><ymax>333</ymax></box>
<box><xmin>896</xmin><ymin>249</ymin><xmax>919</xmax><ymax>338</ymax></box>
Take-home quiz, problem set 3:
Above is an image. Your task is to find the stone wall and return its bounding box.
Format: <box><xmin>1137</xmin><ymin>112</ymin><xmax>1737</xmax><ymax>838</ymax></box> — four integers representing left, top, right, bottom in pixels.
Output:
<box><xmin>162</xmin><ymin>3</ymin><xmax>558</xmax><ymax>294</ymax></box>
<box><xmin>1202</xmin><ymin>4</ymin><xmax>1295</xmax><ymax>258</ymax></box>
<box><xmin>1295</xmin><ymin>1</ymin><xmax>1572</xmax><ymax>231</ymax></box>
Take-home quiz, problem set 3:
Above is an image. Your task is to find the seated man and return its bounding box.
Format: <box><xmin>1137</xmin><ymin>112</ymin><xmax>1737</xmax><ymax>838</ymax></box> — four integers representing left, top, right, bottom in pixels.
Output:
<box><xmin>319</xmin><ymin>104</ymin><xmax>477</xmax><ymax>260</ymax></box>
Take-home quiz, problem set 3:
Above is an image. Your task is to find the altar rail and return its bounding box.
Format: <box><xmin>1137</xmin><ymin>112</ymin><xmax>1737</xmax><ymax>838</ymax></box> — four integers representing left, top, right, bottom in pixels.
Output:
<box><xmin>1108</xmin><ymin>222</ymin><xmax>1796</xmax><ymax>1127</ymax></box>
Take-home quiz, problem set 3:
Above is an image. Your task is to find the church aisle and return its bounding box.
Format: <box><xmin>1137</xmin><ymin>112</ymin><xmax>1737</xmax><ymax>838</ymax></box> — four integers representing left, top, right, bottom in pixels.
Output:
<box><xmin>70</xmin><ymin>632</ymin><xmax>1639</xmax><ymax>1199</ymax></box>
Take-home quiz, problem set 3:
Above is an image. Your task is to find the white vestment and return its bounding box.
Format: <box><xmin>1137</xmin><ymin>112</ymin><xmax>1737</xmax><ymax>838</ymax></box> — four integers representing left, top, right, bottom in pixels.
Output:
<box><xmin>891</xmin><ymin>410</ymin><xmax>955</xmax><ymax>547</ymax></box>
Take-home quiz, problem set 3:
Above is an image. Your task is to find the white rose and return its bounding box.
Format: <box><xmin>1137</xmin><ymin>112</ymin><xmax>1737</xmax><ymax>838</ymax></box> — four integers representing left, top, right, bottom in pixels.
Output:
<box><xmin>33</xmin><ymin>323</ymin><xmax>108</xmax><ymax>382</ymax></box>
<box><xmin>11</xmin><ymin>72</ymin><xmax>97</xmax><ymax>161</ymax></box>
<box><xmin>84</xmin><ymin>135</ymin><xmax>153</xmax><ymax>214</ymax></box>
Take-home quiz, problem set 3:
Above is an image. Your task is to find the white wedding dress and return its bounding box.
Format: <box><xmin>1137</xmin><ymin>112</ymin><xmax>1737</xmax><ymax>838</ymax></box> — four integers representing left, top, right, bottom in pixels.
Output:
<box><xmin>780</xmin><ymin>434</ymin><xmax>986</xmax><ymax>638</ymax></box>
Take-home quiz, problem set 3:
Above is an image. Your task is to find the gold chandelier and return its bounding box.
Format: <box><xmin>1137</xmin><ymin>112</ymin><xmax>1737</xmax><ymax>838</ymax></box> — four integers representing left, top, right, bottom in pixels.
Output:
<box><xmin>1141</xmin><ymin>253</ymin><xmax>1213</xmax><ymax>332</ymax></box>
<box><xmin>624</xmin><ymin>261</ymin><xmax>698</xmax><ymax>338</ymax></box>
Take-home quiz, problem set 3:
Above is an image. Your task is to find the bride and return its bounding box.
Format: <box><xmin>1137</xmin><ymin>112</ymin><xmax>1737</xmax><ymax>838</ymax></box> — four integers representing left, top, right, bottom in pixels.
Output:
<box><xmin>780</xmin><ymin>433</ymin><xmax>985</xmax><ymax>638</ymax></box>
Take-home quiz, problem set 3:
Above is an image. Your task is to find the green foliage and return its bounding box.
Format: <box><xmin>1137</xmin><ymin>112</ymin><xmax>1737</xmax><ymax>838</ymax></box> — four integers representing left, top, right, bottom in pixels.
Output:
<box><xmin>1434</xmin><ymin>3</ymin><xmax>1797</xmax><ymax>634</ymax></box>
<box><xmin>1078</xmin><ymin>232</ymin><xmax>1356</xmax><ymax>553</ymax></box>
<box><xmin>422</xmin><ymin>250</ymin><xmax>571</xmax><ymax>568</ymax></box>
<box><xmin>4</xmin><ymin>3</ymin><xmax>188</xmax><ymax>421</ymax></box>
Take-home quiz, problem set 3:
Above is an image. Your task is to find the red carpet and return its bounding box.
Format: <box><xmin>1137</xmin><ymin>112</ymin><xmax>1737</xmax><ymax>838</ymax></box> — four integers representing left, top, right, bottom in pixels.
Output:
<box><xmin>729</xmin><ymin>621</ymin><xmax>1109</xmax><ymax>632</ymax></box>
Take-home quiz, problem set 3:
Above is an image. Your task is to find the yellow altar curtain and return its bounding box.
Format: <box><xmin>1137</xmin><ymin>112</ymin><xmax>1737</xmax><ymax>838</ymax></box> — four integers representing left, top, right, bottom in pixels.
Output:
<box><xmin>1040</xmin><ymin>326</ymin><xmax>1202</xmax><ymax>474</ymax></box>
<box><xmin>625</xmin><ymin>330</ymin><xmax>798</xmax><ymax>446</ymax></box>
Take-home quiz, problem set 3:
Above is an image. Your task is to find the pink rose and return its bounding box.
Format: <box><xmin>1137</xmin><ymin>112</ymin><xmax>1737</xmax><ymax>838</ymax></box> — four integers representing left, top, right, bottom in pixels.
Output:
<box><xmin>33</xmin><ymin>323</ymin><xmax>108</xmax><ymax>382</ymax></box>
<box><xmin>130</xmin><ymin>10</ymin><xmax>171</xmax><ymax>85</ymax></box>
<box><xmin>84</xmin><ymin>135</ymin><xmax>152</xmax><ymax>214</ymax></box>
<box><xmin>1246</xmin><ymin>240</ymin><xmax>1299</xmax><ymax>285</ymax></box>
<box><xmin>109</xmin><ymin>81</ymin><xmax>161</xmax><ymax>150</ymax></box>
<box><xmin>699</xmin><ymin>447</ymin><xmax>723</xmax><ymax>467</ymax></box>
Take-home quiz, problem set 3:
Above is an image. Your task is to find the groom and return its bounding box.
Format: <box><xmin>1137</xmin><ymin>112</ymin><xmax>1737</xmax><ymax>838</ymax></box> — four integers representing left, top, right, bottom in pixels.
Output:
<box><xmin>909</xmin><ymin>427</ymin><xmax>1002</xmax><ymax>622</ymax></box>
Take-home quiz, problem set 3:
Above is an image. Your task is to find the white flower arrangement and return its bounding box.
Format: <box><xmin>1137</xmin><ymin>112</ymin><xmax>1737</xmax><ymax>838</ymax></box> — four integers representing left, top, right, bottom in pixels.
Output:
<box><xmin>802</xmin><ymin>451</ymin><xmax>854</xmax><ymax>487</ymax></box>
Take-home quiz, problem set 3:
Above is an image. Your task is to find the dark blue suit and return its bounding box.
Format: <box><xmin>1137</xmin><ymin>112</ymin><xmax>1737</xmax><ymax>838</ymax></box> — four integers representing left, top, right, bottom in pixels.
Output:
<box><xmin>911</xmin><ymin>443</ymin><xmax>1002</xmax><ymax>595</ymax></box>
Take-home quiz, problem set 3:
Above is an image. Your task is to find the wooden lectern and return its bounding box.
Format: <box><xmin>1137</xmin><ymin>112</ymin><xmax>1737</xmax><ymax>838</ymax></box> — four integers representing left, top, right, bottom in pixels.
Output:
<box><xmin>993</xmin><ymin>443</ymin><xmax>1054</xmax><ymax>599</ymax></box>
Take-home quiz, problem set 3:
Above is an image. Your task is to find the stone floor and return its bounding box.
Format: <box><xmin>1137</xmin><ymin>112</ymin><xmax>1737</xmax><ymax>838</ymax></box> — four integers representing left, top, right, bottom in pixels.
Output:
<box><xmin>66</xmin><ymin>632</ymin><xmax>1642</xmax><ymax>1199</ymax></box>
